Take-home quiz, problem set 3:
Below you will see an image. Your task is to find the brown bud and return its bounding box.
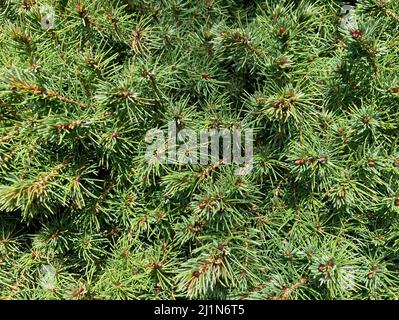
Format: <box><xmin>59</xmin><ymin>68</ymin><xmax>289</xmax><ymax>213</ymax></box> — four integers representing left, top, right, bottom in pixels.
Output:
<box><xmin>326</xmin><ymin>259</ymin><xmax>334</xmax><ymax>268</ymax></box>
<box><xmin>141</xmin><ymin>69</ymin><xmax>148</xmax><ymax>78</ymax></box>
<box><xmin>279</xmin><ymin>56</ymin><xmax>287</xmax><ymax>65</ymax></box>
<box><xmin>389</xmin><ymin>87</ymin><xmax>399</xmax><ymax>94</ymax></box>
<box><xmin>318</xmin><ymin>155</ymin><xmax>327</xmax><ymax>164</ymax></box>
<box><xmin>55</xmin><ymin>123</ymin><xmax>64</xmax><ymax>132</ymax></box>
<box><xmin>368</xmin><ymin>159</ymin><xmax>376</xmax><ymax>167</ymax></box>
<box><xmin>156</xmin><ymin>212</ymin><xmax>166</xmax><ymax>221</ymax></box>
<box><xmin>72</xmin><ymin>285</ymin><xmax>85</xmax><ymax>298</ymax></box>
<box><xmin>72</xmin><ymin>176</ymin><xmax>80</xmax><ymax>187</ymax></box>
<box><xmin>111</xmin><ymin>131</ymin><xmax>119</xmax><ymax>139</ymax></box>
<box><xmin>148</xmin><ymin>262</ymin><xmax>163</xmax><ymax>270</ymax></box>
<box><xmin>119</xmin><ymin>90</ymin><xmax>130</xmax><ymax>98</ymax></box>
<box><xmin>351</xmin><ymin>29</ymin><xmax>363</xmax><ymax>39</ymax></box>
<box><xmin>75</xmin><ymin>3</ymin><xmax>86</xmax><ymax>16</ymax></box>
<box><xmin>295</xmin><ymin>159</ymin><xmax>305</xmax><ymax>166</ymax></box>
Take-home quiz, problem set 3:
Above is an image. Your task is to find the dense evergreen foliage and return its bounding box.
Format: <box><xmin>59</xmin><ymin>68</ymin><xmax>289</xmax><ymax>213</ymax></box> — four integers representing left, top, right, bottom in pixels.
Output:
<box><xmin>1</xmin><ymin>0</ymin><xmax>399</xmax><ymax>300</ymax></box>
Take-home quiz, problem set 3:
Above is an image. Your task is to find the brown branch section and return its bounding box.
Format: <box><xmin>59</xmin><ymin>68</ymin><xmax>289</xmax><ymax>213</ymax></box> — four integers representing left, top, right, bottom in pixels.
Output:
<box><xmin>240</xmin><ymin>281</ymin><xmax>272</xmax><ymax>300</ymax></box>
<box><xmin>274</xmin><ymin>278</ymin><xmax>308</xmax><ymax>300</ymax></box>
<box><xmin>221</xmin><ymin>31</ymin><xmax>264</xmax><ymax>57</ymax></box>
<box><xmin>187</xmin><ymin>244</ymin><xmax>230</xmax><ymax>292</ymax></box>
<box><xmin>47</xmin><ymin>90</ymin><xmax>86</xmax><ymax>108</ymax></box>
<box><xmin>383</xmin><ymin>7</ymin><xmax>399</xmax><ymax>21</ymax></box>
<box><xmin>241</xmin><ymin>277</ymin><xmax>308</xmax><ymax>300</ymax></box>
<box><xmin>230</xmin><ymin>32</ymin><xmax>263</xmax><ymax>57</ymax></box>
<box><xmin>29</xmin><ymin>161</ymin><xmax>69</xmax><ymax>197</ymax></box>
<box><xmin>197</xmin><ymin>160</ymin><xmax>225</xmax><ymax>180</ymax></box>
<box><xmin>8</xmin><ymin>80</ymin><xmax>86</xmax><ymax>108</ymax></box>
<box><xmin>0</xmin><ymin>147</ymin><xmax>20</xmax><ymax>164</ymax></box>
<box><xmin>92</xmin><ymin>181</ymin><xmax>114</xmax><ymax>213</ymax></box>
<box><xmin>0</xmin><ymin>129</ymin><xmax>19</xmax><ymax>143</ymax></box>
